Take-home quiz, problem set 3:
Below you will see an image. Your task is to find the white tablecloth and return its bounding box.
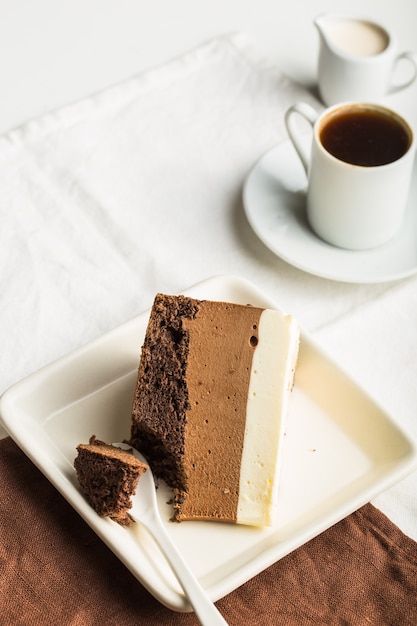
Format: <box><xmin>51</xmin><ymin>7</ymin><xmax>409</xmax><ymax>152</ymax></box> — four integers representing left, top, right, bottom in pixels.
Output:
<box><xmin>1</xmin><ymin>32</ymin><xmax>416</xmax><ymax>539</ymax></box>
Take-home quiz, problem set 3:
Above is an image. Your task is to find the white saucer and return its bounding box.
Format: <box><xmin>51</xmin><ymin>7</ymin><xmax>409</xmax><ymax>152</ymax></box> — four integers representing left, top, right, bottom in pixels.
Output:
<box><xmin>243</xmin><ymin>139</ymin><xmax>417</xmax><ymax>283</ymax></box>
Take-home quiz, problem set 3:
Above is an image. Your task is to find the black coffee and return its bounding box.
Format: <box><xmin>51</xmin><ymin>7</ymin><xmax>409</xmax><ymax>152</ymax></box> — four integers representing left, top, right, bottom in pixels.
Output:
<box><xmin>320</xmin><ymin>108</ymin><xmax>411</xmax><ymax>166</ymax></box>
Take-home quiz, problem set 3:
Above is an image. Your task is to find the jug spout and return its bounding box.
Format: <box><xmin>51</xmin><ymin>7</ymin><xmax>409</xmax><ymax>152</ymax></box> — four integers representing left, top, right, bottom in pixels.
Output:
<box><xmin>314</xmin><ymin>14</ymin><xmax>332</xmax><ymax>47</ymax></box>
<box><xmin>314</xmin><ymin>15</ymin><xmax>326</xmax><ymax>37</ymax></box>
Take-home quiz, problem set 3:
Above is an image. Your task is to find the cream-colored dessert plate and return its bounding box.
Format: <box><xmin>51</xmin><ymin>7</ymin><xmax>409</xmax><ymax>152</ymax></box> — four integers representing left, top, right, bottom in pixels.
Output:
<box><xmin>243</xmin><ymin>139</ymin><xmax>417</xmax><ymax>283</ymax></box>
<box><xmin>1</xmin><ymin>275</ymin><xmax>416</xmax><ymax>612</ymax></box>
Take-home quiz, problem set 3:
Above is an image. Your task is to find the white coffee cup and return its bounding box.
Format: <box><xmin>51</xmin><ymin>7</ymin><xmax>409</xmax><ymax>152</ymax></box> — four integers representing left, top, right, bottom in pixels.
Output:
<box><xmin>315</xmin><ymin>14</ymin><xmax>417</xmax><ymax>106</ymax></box>
<box><xmin>285</xmin><ymin>101</ymin><xmax>415</xmax><ymax>250</ymax></box>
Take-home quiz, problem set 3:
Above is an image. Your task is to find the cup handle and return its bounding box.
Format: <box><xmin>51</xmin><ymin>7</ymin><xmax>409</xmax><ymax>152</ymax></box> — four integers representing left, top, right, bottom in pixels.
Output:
<box><xmin>388</xmin><ymin>51</ymin><xmax>417</xmax><ymax>94</ymax></box>
<box><xmin>284</xmin><ymin>102</ymin><xmax>319</xmax><ymax>174</ymax></box>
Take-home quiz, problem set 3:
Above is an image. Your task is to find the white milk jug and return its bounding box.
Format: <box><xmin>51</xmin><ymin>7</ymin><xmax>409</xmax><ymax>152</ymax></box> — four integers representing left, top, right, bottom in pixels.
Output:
<box><xmin>315</xmin><ymin>14</ymin><xmax>417</xmax><ymax>105</ymax></box>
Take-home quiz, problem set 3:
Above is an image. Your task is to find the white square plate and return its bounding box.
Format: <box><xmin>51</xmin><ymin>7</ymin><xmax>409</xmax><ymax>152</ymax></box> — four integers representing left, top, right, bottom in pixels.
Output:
<box><xmin>1</xmin><ymin>275</ymin><xmax>416</xmax><ymax>612</ymax></box>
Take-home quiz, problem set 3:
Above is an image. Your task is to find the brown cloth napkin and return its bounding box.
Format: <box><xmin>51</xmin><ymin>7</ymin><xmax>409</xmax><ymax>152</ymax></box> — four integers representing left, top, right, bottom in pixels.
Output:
<box><xmin>1</xmin><ymin>437</ymin><xmax>416</xmax><ymax>626</ymax></box>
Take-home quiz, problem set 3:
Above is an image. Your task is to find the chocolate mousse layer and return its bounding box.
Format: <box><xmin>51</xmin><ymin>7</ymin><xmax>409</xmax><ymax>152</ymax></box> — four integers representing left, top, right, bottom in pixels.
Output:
<box><xmin>177</xmin><ymin>300</ymin><xmax>262</xmax><ymax>522</ymax></box>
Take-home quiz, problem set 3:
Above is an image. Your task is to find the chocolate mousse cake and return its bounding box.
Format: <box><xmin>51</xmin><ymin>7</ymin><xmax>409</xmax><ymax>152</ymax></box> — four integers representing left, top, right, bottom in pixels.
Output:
<box><xmin>129</xmin><ymin>293</ymin><xmax>299</xmax><ymax>526</ymax></box>
<box><xmin>74</xmin><ymin>436</ymin><xmax>148</xmax><ymax>526</ymax></box>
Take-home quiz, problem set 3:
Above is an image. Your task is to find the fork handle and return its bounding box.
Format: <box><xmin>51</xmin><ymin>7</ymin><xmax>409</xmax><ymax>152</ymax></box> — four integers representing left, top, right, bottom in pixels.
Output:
<box><xmin>144</xmin><ymin>513</ymin><xmax>228</xmax><ymax>626</ymax></box>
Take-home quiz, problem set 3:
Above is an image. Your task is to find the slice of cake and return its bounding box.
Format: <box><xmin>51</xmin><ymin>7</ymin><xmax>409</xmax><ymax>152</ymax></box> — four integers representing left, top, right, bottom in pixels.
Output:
<box><xmin>129</xmin><ymin>293</ymin><xmax>299</xmax><ymax>527</ymax></box>
<box><xmin>74</xmin><ymin>436</ymin><xmax>148</xmax><ymax>526</ymax></box>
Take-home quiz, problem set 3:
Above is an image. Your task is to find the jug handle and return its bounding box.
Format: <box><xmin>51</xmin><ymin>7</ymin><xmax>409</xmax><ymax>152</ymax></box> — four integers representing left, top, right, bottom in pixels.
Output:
<box><xmin>388</xmin><ymin>51</ymin><xmax>417</xmax><ymax>95</ymax></box>
<box><xmin>285</xmin><ymin>103</ymin><xmax>319</xmax><ymax>174</ymax></box>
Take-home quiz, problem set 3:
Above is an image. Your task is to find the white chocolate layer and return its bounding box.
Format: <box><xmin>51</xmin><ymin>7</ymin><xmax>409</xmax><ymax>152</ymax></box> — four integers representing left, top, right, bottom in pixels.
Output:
<box><xmin>237</xmin><ymin>309</ymin><xmax>299</xmax><ymax>526</ymax></box>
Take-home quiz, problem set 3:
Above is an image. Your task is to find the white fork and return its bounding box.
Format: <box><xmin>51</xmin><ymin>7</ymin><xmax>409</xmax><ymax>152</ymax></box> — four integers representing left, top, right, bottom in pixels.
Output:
<box><xmin>113</xmin><ymin>443</ymin><xmax>228</xmax><ymax>626</ymax></box>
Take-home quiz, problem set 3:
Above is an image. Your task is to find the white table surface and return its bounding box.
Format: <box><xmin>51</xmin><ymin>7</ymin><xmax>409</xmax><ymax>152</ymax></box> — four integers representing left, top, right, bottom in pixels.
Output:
<box><xmin>1</xmin><ymin>0</ymin><xmax>417</xmax><ymax>543</ymax></box>
<box><xmin>1</xmin><ymin>0</ymin><xmax>417</xmax><ymax>134</ymax></box>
